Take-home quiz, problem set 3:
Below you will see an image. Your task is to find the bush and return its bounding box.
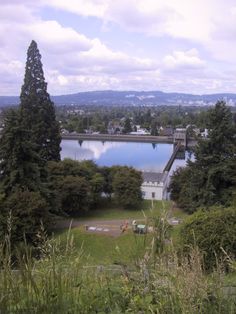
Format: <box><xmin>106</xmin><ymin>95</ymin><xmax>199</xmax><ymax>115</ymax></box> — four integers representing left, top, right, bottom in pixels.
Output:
<box><xmin>180</xmin><ymin>207</ymin><xmax>236</xmax><ymax>271</ymax></box>
<box><xmin>0</xmin><ymin>190</ymin><xmax>50</xmax><ymax>244</ymax></box>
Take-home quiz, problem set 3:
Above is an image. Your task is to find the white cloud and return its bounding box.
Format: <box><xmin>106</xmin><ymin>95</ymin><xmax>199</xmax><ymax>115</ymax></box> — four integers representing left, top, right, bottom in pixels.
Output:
<box><xmin>0</xmin><ymin>2</ymin><xmax>161</xmax><ymax>95</ymax></box>
<box><xmin>79</xmin><ymin>38</ymin><xmax>156</xmax><ymax>74</ymax></box>
<box><xmin>29</xmin><ymin>20</ymin><xmax>92</xmax><ymax>53</ymax></box>
<box><xmin>163</xmin><ymin>49</ymin><xmax>205</xmax><ymax>70</ymax></box>
<box><xmin>43</xmin><ymin>0</ymin><xmax>216</xmax><ymax>41</ymax></box>
<box><xmin>43</xmin><ymin>0</ymin><xmax>236</xmax><ymax>62</ymax></box>
<box><xmin>1</xmin><ymin>0</ymin><xmax>236</xmax><ymax>95</ymax></box>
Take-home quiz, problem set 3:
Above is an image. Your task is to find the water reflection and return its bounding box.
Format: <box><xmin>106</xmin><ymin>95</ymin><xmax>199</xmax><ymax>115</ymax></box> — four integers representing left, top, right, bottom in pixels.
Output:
<box><xmin>61</xmin><ymin>140</ymin><xmax>124</xmax><ymax>160</ymax></box>
<box><xmin>60</xmin><ymin>140</ymin><xmax>174</xmax><ymax>172</ymax></box>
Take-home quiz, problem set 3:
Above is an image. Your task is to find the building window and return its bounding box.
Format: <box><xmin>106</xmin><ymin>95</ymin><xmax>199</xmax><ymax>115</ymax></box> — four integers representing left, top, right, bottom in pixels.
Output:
<box><xmin>152</xmin><ymin>192</ymin><xmax>155</xmax><ymax>198</ymax></box>
<box><xmin>142</xmin><ymin>191</ymin><xmax>146</xmax><ymax>197</ymax></box>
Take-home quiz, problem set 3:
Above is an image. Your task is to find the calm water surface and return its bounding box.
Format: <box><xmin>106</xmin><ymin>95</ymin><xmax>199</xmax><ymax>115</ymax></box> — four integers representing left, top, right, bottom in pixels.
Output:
<box><xmin>61</xmin><ymin>140</ymin><xmax>175</xmax><ymax>172</ymax></box>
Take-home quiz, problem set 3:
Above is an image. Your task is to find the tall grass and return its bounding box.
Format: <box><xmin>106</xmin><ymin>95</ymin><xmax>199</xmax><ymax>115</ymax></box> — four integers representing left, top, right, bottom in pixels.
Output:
<box><xmin>0</xmin><ymin>221</ymin><xmax>235</xmax><ymax>313</ymax></box>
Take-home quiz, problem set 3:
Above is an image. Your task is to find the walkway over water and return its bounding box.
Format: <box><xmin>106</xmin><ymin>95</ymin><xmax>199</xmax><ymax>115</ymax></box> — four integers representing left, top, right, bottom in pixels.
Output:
<box><xmin>62</xmin><ymin>133</ymin><xmax>173</xmax><ymax>143</ymax></box>
<box><xmin>163</xmin><ymin>142</ymin><xmax>182</xmax><ymax>172</ymax></box>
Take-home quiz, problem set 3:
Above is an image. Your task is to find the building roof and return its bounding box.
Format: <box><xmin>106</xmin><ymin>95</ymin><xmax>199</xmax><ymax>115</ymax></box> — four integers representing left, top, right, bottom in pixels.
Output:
<box><xmin>142</xmin><ymin>171</ymin><xmax>165</xmax><ymax>183</ymax></box>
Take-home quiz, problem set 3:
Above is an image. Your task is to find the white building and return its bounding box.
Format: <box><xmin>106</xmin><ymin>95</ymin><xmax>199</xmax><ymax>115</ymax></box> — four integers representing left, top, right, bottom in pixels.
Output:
<box><xmin>141</xmin><ymin>172</ymin><xmax>168</xmax><ymax>200</ymax></box>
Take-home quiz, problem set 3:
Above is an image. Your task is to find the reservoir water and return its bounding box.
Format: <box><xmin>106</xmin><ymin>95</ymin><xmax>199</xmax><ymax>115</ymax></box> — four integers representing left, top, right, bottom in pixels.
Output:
<box><xmin>61</xmin><ymin>140</ymin><xmax>175</xmax><ymax>172</ymax></box>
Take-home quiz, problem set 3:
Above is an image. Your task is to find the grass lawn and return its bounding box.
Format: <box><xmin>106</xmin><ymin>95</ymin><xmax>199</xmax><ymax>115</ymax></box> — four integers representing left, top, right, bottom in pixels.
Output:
<box><xmin>53</xmin><ymin>199</ymin><xmax>188</xmax><ymax>265</ymax></box>
<box><xmin>55</xmin><ymin>227</ymin><xmax>153</xmax><ymax>265</ymax></box>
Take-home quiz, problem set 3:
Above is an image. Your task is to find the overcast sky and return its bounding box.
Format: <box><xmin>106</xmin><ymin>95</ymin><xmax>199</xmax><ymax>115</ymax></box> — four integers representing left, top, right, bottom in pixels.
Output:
<box><xmin>1</xmin><ymin>0</ymin><xmax>236</xmax><ymax>95</ymax></box>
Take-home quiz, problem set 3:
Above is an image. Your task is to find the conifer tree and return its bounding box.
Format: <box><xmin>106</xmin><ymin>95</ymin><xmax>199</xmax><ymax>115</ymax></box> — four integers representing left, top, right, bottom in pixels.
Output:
<box><xmin>0</xmin><ymin>109</ymin><xmax>51</xmax><ymax>244</ymax></box>
<box><xmin>0</xmin><ymin>109</ymin><xmax>42</xmax><ymax>197</ymax></box>
<box><xmin>20</xmin><ymin>40</ymin><xmax>61</xmax><ymax>162</ymax></box>
<box><xmin>169</xmin><ymin>101</ymin><xmax>236</xmax><ymax>211</ymax></box>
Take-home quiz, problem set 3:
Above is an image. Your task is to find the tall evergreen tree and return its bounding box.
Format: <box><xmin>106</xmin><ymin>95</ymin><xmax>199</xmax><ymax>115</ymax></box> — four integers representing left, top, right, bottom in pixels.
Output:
<box><xmin>20</xmin><ymin>40</ymin><xmax>61</xmax><ymax>161</ymax></box>
<box><xmin>0</xmin><ymin>41</ymin><xmax>60</xmax><ymax>243</ymax></box>
<box><xmin>0</xmin><ymin>109</ymin><xmax>42</xmax><ymax>197</ymax></box>
<box><xmin>0</xmin><ymin>109</ymin><xmax>51</xmax><ymax>244</ymax></box>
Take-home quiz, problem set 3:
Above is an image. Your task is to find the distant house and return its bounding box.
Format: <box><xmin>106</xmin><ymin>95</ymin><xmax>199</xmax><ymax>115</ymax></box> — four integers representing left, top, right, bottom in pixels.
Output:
<box><xmin>141</xmin><ymin>172</ymin><xmax>168</xmax><ymax>200</ymax></box>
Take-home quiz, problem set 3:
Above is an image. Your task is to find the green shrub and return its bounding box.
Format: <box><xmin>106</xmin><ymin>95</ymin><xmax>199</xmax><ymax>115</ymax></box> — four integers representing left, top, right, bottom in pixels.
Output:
<box><xmin>180</xmin><ymin>207</ymin><xmax>236</xmax><ymax>271</ymax></box>
<box><xmin>0</xmin><ymin>190</ymin><xmax>50</xmax><ymax>244</ymax></box>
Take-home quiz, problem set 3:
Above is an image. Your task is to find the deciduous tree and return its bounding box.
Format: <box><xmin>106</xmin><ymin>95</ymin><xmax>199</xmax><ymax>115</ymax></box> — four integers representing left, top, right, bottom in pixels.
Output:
<box><xmin>59</xmin><ymin>175</ymin><xmax>90</xmax><ymax>214</ymax></box>
<box><xmin>112</xmin><ymin>167</ymin><xmax>142</xmax><ymax>208</ymax></box>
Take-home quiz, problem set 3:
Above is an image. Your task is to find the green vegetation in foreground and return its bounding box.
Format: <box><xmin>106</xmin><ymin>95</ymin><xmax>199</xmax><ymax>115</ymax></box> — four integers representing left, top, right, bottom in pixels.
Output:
<box><xmin>0</xmin><ymin>227</ymin><xmax>235</xmax><ymax>313</ymax></box>
<box><xmin>64</xmin><ymin>199</ymin><xmax>173</xmax><ymax>221</ymax></box>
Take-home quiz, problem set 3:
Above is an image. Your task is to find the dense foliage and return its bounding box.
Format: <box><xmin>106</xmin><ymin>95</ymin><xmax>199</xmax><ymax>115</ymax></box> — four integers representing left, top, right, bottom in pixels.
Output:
<box><xmin>169</xmin><ymin>101</ymin><xmax>236</xmax><ymax>212</ymax></box>
<box><xmin>47</xmin><ymin>160</ymin><xmax>143</xmax><ymax>214</ymax></box>
<box><xmin>180</xmin><ymin>206</ymin><xmax>236</xmax><ymax>271</ymax></box>
<box><xmin>47</xmin><ymin>159</ymin><xmax>98</xmax><ymax>214</ymax></box>
<box><xmin>0</xmin><ymin>190</ymin><xmax>50</xmax><ymax>244</ymax></box>
<box><xmin>112</xmin><ymin>166</ymin><xmax>143</xmax><ymax>208</ymax></box>
<box><xmin>0</xmin><ymin>109</ymin><xmax>42</xmax><ymax>196</ymax></box>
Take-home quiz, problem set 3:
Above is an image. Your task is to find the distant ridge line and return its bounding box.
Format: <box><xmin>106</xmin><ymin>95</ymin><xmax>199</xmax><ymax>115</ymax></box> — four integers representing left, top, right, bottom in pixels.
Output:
<box><xmin>0</xmin><ymin>90</ymin><xmax>236</xmax><ymax>107</ymax></box>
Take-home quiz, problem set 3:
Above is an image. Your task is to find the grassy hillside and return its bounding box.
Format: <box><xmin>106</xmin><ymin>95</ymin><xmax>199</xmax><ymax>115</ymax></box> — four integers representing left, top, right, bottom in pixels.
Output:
<box><xmin>0</xmin><ymin>227</ymin><xmax>235</xmax><ymax>313</ymax></box>
<box><xmin>0</xmin><ymin>201</ymin><xmax>235</xmax><ymax>313</ymax></box>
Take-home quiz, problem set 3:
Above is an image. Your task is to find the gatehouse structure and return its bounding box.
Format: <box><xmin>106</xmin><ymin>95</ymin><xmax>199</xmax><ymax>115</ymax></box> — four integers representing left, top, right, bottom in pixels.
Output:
<box><xmin>141</xmin><ymin>171</ymin><xmax>168</xmax><ymax>201</ymax></box>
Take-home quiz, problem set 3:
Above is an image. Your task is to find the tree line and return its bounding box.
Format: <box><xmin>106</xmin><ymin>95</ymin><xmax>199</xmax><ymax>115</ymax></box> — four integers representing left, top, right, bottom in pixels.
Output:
<box><xmin>47</xmin><ymin>159</ymin><xmax>142</xmax><ymax>215</ymax></box>
<box><xmin>57</xmin><ymin>103</ymin><xmax>217</xmax><ymax>135</ymax></box>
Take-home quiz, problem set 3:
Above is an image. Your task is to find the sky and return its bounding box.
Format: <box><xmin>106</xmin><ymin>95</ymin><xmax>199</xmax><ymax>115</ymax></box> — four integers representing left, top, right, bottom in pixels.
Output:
<box><xmin>1</xmin><ymin>0</ymin><xmax>236</xmax><ymax>96</ymax></box>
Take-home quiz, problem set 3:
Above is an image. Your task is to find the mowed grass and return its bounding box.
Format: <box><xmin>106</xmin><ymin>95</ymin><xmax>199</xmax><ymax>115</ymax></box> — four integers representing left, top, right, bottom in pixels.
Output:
<box><xmin>53</xmin><ymin>200</ymin><xmax>186</xmax><ymax>265</ymax></box>
<box><xmin>54</xmin><ymin>227</ymin><xmax>152</xmax><ymax>265</ymax></box>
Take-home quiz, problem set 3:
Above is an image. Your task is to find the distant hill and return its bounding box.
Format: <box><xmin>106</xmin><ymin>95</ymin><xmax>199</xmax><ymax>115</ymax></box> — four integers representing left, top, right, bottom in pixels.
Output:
<box><xmin>0</xmin><ymin>90</ymin><xmax>236</xmax><ymax>107</ymax></box>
